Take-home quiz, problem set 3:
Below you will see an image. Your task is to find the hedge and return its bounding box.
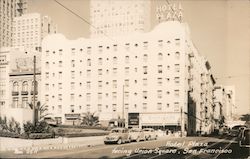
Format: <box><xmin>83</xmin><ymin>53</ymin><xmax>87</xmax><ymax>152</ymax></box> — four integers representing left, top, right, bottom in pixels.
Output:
<box><xmin>56</xmin><ymin>132</ymin><xmax>109</xmax><ymax>138</ymax></box>
<box><xmin>28</xmin><ymin>133</ymin><xmax>54</xmax><ymax>139</ymax></box>
<box><xmin>57</xmin><ymin>125</ymin><xmax>108</xmax><ymax>130</ymax></box>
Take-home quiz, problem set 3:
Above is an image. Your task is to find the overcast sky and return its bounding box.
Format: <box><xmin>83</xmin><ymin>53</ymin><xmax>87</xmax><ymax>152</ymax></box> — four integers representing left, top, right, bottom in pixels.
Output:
<box><xmin>28</xmin><ymin>0</ymin><xmax>250</xmax><ymax>115</ymax></box>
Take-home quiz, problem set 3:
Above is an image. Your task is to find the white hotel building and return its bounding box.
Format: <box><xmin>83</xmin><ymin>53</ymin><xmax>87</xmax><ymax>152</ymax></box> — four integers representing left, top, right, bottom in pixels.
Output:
<box><xmin>42</xmin><ymin>21</ymin><xmax>190</xmax><ymax>131</ymax></box>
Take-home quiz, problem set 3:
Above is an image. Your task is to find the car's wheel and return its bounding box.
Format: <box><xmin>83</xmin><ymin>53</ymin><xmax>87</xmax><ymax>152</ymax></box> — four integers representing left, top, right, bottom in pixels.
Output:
<box><xmin>148</xmin><ymin>136</ymin><xmax>151</xmax><ymax>141</ymax></box>
<box><xmin>117</xmin><ymin>138</ymin><xmax>122</xmax><ymax>144</ymax></box>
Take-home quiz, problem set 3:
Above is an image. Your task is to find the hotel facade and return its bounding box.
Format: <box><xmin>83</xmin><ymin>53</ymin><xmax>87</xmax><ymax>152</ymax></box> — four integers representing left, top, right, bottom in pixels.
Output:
<box><xmin>41</xmin><ymin>21</ymin><xmax>220</xmax><ymax>134</ymax></box>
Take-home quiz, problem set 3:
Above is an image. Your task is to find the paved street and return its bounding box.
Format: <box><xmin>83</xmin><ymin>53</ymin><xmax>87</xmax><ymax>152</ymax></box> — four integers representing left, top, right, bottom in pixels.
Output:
<box><xmin>1</xmin><ymin>135</ymin><xmax>249</xmax><ymax>158</ymax></box>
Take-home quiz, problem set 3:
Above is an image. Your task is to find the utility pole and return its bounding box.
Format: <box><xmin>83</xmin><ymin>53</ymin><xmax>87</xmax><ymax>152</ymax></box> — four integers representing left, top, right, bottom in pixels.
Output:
<box><xmin>122</xmin><ymin>85</ymin><xmax>124</xmax><ymax>127</ymax></box>
<box><xmin>33</xmin><ymin>55</ymin><xmax>36</xmax><ymax>125</ymax></box>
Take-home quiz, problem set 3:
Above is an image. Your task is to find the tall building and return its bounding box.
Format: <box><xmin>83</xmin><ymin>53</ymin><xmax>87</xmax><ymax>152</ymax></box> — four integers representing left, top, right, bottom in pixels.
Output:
<box><xmin>90</xmin><ymin>0</ymin><xmax>151</xmax><ymax>38</ymax></box>
<box><xmin>42</xmin><ymin>21</ymin><xmax>190</xmax><ymax>131</ymax></box>
<box><xmin>12</xmin><ymin>13</ymin><xmax>57</xmax><ymax>51</ymax></box>
<box><xmin>0</xmin><ymin>0</ymin><xmax>27</xmax><ymax>47</ymax></box>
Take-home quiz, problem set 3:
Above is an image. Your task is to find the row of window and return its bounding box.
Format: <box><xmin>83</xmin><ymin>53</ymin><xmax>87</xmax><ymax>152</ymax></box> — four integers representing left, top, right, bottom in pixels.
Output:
<box><xmin>50</xmin><ymin>101</ymin><xmax>180</xmax><ymax>113</ymax></box>
<box><xmin>45</xmin><ymin>64</ymin><xmax>180</xmax><ymax>80</ymax></box>
<box><xmin>44</xmin><ymin>77</ymin><xmax>180</xmax><ymax>91</ymax></box>
<box><xmin>12</xmin><ymin>81</ymin><xmax>37</xmax><ymax>92</ymax></box>
<box><xmin>45</xmin><ymin>89</ymin><xmax>180</xmax><ymax>103</ymax></box>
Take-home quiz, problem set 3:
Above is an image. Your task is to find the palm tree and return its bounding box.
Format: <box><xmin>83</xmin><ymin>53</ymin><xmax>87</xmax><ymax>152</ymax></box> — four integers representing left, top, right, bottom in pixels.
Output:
<box><xmin>28</xmin><ymin>101</ymin><xmax>49</xmax><ymax>124</ymax></box>
<box><xmin>81</xmin><ymin>112</ymin><xmax>100</xmax><ymax>126</ymax></box>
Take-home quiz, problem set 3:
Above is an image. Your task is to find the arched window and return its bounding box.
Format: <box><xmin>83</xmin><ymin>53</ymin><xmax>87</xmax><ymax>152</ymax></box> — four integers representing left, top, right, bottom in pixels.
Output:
<box><xmin>158</xmin><ymin>53</ymin><xmax>163</xmax><ymax>60</ymax></box>
<box><xmin>13</xmin><ymin>82</ymin><xmax>19</xmax><ymax>92</ymax></box>
<box><xmin>22</xmin><ymin>81</ymin><xmax>28</xmax><ymax>92</ymax></box>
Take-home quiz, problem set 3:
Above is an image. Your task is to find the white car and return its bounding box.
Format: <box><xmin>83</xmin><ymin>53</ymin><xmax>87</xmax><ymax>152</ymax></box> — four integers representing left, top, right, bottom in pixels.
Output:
<box><xmin>143</xmin><ymin>128</ymin><xmax>157</xmax><ymax>140</ymax></box>
<box><xmin>129</xmin><ymin>128</ymin><xmax>146</xmax><ymax>142</ymax></box>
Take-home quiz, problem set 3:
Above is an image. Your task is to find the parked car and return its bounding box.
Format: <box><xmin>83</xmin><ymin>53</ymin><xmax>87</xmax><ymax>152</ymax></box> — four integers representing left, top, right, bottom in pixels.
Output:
<box><xmin>143</xmin><ymin>128</ymin><xmax>157</xmax><ymax>140</ymax></box>
<box><xmin>239</xmin><ymin>128</ymin><xmax>250</xmax><ymax>148</ymax></box>
<box><xmin>129</xmin><ymin>128</ymin><xmax>146</xmax><ymax>142</ymax></box>
<box><xmin>229</xmin><ymin>125</ymin><xmax>247</xmax><ymax>137</ymax></box>
<box><xmin>104</xmin><ymin>128</ymin><xmax>130</xmax><ymax>144</ymax></box>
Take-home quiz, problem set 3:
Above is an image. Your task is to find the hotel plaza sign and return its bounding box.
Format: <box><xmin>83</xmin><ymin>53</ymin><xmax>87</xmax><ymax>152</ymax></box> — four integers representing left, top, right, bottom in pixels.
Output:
<box><xmin>140</xmin><ymin>113</ymin><xmax>180</xmax><ymax>126</ymax></box>
<box><xmin>156</xmin><ymin>3</ymin><xmax>182</xmax><ymax>22</ymax></box>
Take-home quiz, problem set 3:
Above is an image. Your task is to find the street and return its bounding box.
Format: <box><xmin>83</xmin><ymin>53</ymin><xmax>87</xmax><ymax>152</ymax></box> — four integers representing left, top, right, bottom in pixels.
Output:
<box><xmin>1</xmin><ymin>135</ymin><xmax>249</xmax><ymax>158</ymax></box>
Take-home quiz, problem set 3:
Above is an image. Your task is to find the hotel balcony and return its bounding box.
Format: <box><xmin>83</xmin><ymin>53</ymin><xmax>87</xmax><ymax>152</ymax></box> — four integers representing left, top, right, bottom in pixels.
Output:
<box><xmin>21</xmin><ymin>91</ymin><xmax>29</xmax><ymax>95</ymax></box>
<box><xmin>30</xmin><ymin>91</ymin><xmax>38</xmax><ymax>95</ymax></box>
<box><xmin>12</xmin><ymin>91</ymin><xmax>19</xmax><ymax>96</ymax></box>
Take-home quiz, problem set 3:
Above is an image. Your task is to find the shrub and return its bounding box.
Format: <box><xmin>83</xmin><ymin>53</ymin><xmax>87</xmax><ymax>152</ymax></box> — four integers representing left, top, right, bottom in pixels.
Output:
<box><xmin>29</xmin><ymin>133</ymin><xmax>53</xmax><ymax>139</ymax></box>
<box><xmin>23</xmin><ymin>121</ymin><xmax>51</xmax><ymax>134</ymax></box>
<box><xmin>0</xmin><ymin>130</ymin><xmax>20</xmax><ymax>138</ymax></box>
<box><xmin>59</xmin><ymin>132</ymin><xmax>109</xmax><ymax>138</ymax></box>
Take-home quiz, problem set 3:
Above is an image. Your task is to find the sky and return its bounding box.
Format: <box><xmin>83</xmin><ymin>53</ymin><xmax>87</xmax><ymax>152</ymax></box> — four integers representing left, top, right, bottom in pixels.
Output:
<box><xmin>28</xmin><ymin>0</ymin><xmax>250</xmax><ymax>115</ymax></box>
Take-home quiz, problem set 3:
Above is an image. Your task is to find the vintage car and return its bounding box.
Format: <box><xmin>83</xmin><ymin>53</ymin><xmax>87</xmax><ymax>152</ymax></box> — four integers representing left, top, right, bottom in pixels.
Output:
<box><xmin>229</xmin><ymin>125</ymin><xmax>247</xmax><ymax>137</ymax></box>
<box><xmin>239</xmin><ymin>128</ymin><xmax>250</xmax><ymax>148</ymax></box>
<box><xmin>129</xmin><ymin>128</ymin><xmax>146</xmax><ymax>142</ymax></box>
<box><xmin>143</xmin><ymin>128</ymin><xmax>157</xmax><ymax>140</ymax></box>
<box><xmin>104</xmin><ymin>128</ymin><xmax>130</xmax><ymax>144</ymax></box>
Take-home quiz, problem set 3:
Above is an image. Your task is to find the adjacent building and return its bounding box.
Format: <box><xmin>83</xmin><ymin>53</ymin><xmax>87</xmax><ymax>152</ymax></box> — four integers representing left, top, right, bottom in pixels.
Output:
<box><xmin>90</xmin><ymin>0</ymin><xmax>151</xmax><ymax>38</ymax></box>
<box><xmin>12</xmin><ymin>13</ymin><xmax>57</xmax><ymax>51</ymax></box>
<box><xmin>0</xmin><ymin>47</ymin><xmax>41</xmax><ymax>128</ymax></box>
<box><xmin>0</xmin><ymin>0</ymin><xmax>27</xmax><ymax>47</ymax></box>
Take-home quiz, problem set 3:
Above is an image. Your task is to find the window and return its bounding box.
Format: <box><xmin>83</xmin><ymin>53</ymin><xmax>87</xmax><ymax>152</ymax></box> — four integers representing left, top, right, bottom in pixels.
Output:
<box><xmin>143</xmin><ymin>103</ymin><xmax>147</xmax><ymax>111</ymax></box>
<box><xmin>112</xmin><ymin>92</ymin><xmax>117</xmax><ymax>100</ymax></box>
<box><xmin>71</xmin><ymin>82</ymin><xmax>75</xmax><ymax>90</ymax></box>
<box><xmin>87</xmin><ymin>47</ymin><xmax>91</xmax><ymax>54</ymax></box>
<box><xmin>143</xmin><ymin>54</ymin><xmax>148</xmax><ymax>62</ymax></box>
<box><xmin>71</xmin><ymin>48</ymin><xmax>76</xmax><ymax>56</ymax></box>
<box><xmin>125</xmin><ymin>56</ymin><xmax>129</xmax><ymax>63</ymax></box>
<box><xmin>125</xmin><ymin>79</ymin><xmax>129</xmax><ymax>87</ymax></box>
<box><xmin>86</xmin><ymin>81</ymin><xmax>91</xmax><ymax>89</ymax></box>
<box><xmin>98</xmin><ymin>58</ymin><xmax>102</xmax><ymax>65</ymax></box>
<box><xmin>22</xmin><ymin>81</ymin><xmax>28</xmax><ymax>92</ymax></box>
<box><xmin>112</xmin><ymin>104</ymin><xmax>117</xmax><ymax>111</ymax></box>
<box><xmin>71</xmin><ymin>60</ymin><xmax>75</xmax><ymax>67</ymax></box>
<box><xmin>58</xmin><ymin>83</ymin><xmax>62</xmax><ymax>90</ymax></box>
<box><xmin>174</xmin><ymin>77</ymin><xmax>180</xmax><ymax>84</ymax></box>
<box><xmin>157</xmin><ymin>78</ymin><xmax>162</xmax><ymax>86</ymax></box>
<box><xmin>45</xmin><ymin>94</ymin><xmax>49</xmax><ymax>102</ymax></box>
<box><xmin>158</xmin><ymin>40</ymin><xmax>163</xmax><ymax>47</ymax></box>
<box><xmin>143</xmin><ymin>91</ymin><xmax>147</xmax><ymax>99</ymax></box>
<box><xmin>175</xmin><ymin>52</ymin><xmax>180</xmax><ymax>59</ymax></box>
<box><xmin>45</xmin><ymin>62</ymin><xmax>49</xmax><ymax>69</ymax></box>
<box><xmin>86</xmin><ymin>93</ymin><xmax>91</xmax><ymax>101</ymax></box>
<box><xmin>59</xmin><ymin>49</ymin><xmax>63</xmax><ymax>55</ymax></box>
<box><xmin>113</xmin><ymin>68</ymin><xmax>117</xmax><ymax>75</ymax></box>
<box><xmin>98</xmin><ymin>104</ymin><xmax>102</xmax><ymax>112</ymax></box>
<box><xmin>58</xmin><ymin>94</ymin><xmax>62</xmax><ymax>102</ymax></box>
<box><xmin>158</xmin><ymin>53</ymin><xmax>163</xmax><ymax>60</ymax></box>
<box><xmin>113</xmin><ymin>57</ymin><xmax>118</xmax><ymax>64</ymax></box>
<box><xmin>112</xmin><ymin>80</ymin><xmax>117</xmax><ymax>89</ymax></box>
<box><xmin>175</xmin><ymin>38</ymin><xmax>180</xmax><ymax>46</ymax></box>
<box><xmin>143</xmin><ymin>78</ymin><xmax>147</xmax><ymax>86</ymax></box>
<box><xmin>125</xmin><ymin>92</ymin><xmax>129</xmax><ymax>100</ymax></box>
<box><xmin>157</xmin><ymin>90</ymin><xmax>162</xmax><ymax>98</ymax></box>
<box><xmin>143</xmin><ymin>66</ymin><xmax>148</xmax><ymax>74</ymax></box>
<box><xmin>143</xmin><ymin>41</ymin><xmax>148</xmax><ymax>49</ymax></box>
<box><xmin>70</xmin><ymin>105</ymin><xmax>74</xmax><ymax>113</ymax></box>
<box><xmin>97</xmin><ymin>81</ymin><xmax>102</xmax><ymax>89</ymax></box>
<box><xmin>71</xmin><ymin>71</ymin><xmax>75</xmax><ymax>79</ymax></box>
<box><xmin>174</xmin><ymin>90</ymin><xmax>180</xmax><ymax>97</ymax></box>
<box><xmin>98</xmin><ymin>69</ymin><xmax>102</xmax><ymax>75</ymax></box>
<box><xmin>13</xmin><ymin>97</ymin><xmax>18</xmax><ymax>108</ymax></box>
<box><xmin>70</xmin><ymin>94</ymin><xmax>74</xmax><ymax>101</ymax></box>
<box><xmin>175</xmin><ymin>64</ymin><xmax>180</xmax><ymax>72</ymax></box>
<box><xmin>45</xmin><ymin>83</ymin><xmax>49</xmax><ymax>91</ymax></box>
<box><xmin>157</xmin><ymin>103</ymin><xmax>162</xmax><ymax>110</ymax></box>
<box><xmin>87</xmin><ymin>59</ymin><xmax>91</xmax><ymax>66</ymax></box>
<box><xmin>58</xmin><ymin>105</ymin><xmax>62</xmax><ymax>113</ymax></box>
<box><xmin>174</xmin><ymin>102</ymin><xmax>179</xmax><ymax>111</ymax></box>
<box><xmin>158</xmin><ymin>65</ymin><xmax>163</xmax><ymax>73</ymax></box>
<box><xmin>125</xmin><ymin>67</ymin><xmax>129</xmax><ymax>75</ymax></box>
<box><xmin>98</xmin><ymin>93</ymin><xmax>102</xmax><ymax>100</ymax></box>
<box><xmin>59</xmin><ymin>61</ymin><xmax>62</xmax><ymax>67</ymax></box>
<box><xmin>22</xmin><ymin>97</ymin><xmax>28</xmax><ymax>108</ymax></box>
<box><xmin>58</xmin><ymin>71</ymin><xmax>62</xmax><ymax>79</ymax></box>
<box><xmin>87</xmin><ymin>69</ymin><xmax>91</xmax><ymax>77</ymax></box>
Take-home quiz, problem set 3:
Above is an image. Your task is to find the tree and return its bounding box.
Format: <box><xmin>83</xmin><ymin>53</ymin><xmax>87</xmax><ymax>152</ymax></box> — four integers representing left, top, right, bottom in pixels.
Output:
<box><xmin>81</xmin><ymin>112</ymin><xmax>100</xmax><ymax>126</ymax></box>
<box><xmin>28</xmin><ymin>101</ymin><xmax>49</xmax><ymax>124</ymax></box>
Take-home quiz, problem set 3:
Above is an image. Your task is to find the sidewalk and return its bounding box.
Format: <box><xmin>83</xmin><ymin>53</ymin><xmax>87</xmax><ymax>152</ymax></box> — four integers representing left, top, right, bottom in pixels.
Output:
<box><xmin>0</xmin><ymin>136</ymin><xmax>105</xmax><ymax>155</ymax></box>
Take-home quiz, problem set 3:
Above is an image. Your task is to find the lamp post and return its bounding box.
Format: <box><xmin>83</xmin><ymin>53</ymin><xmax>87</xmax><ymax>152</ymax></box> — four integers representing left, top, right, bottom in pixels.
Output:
<box><xmin>122</xmin><ymin>85</ymin><xmax>125</xmax><ymax>127</ymax></box>
<box><xmin>33</xmin><ymin>55</ymin><xmax>37</xmax><ymax>125</ymax></box>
